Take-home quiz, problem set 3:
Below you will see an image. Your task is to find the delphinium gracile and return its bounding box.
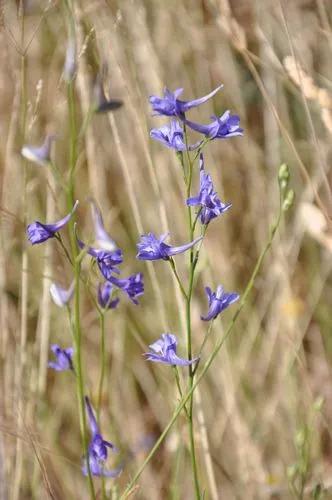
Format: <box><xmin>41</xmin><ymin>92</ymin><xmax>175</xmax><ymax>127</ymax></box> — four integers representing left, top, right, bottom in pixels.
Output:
<box><xmin>136</xmin><ymin>86</ymin><xmax>243</xmax><ymax>498</ymax></box>
<box><xmin>24</xmin><ymin>4</ymin><xmax>128</xmax><ymax>496</ymax></box>
<box><xmin>123</xmin><ymin>155</ymin><xmax>294</xmax><ymax>498</ymax></box>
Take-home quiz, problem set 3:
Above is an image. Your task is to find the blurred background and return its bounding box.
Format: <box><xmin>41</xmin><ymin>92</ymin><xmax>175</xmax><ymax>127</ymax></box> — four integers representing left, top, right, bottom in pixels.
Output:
<box><xmin>1</xmin><ymin>0</ymin><xmax>332</xmax><ymax>498</ymax></box>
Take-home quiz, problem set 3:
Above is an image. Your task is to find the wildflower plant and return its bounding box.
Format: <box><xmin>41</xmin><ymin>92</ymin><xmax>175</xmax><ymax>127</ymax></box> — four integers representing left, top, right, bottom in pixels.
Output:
<box><xmin>120</xmin><ymin>89</ymin><xmax>294</xmax><ymax>499</ymax></box>
<box><xmin>24</xmin><ymin>3</ymin><xmax>294</xmax><ymax>495</ymax></box>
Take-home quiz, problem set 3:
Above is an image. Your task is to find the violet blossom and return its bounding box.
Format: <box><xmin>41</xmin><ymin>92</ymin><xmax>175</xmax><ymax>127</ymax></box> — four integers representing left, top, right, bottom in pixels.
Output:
<box><xmin>98</xmin><ymin>282</ymin><xmax>120</xmax><ymax>310</ymax></box>
<box><xmin>150</xmin><ymin>120</ymin><xmax>201</xmax><ymax>151</ymax></box>
<box><xmin>63</xmin><ymin>37</ymin><xmax>77</xmax><ymax>82</ymax></box>
<box><xmin>201</xmin><ymin>285</ymin><xmax>239</xmax><ymax>321</ymax></box>
<box><xmin>21</xmin><ymin>134</ymin><xmax>55</xmax><ymax>167</ymax></box>
<box><xmin>144</xmin><ymin>333</ymin><xmax>199</xmax><ymax>366</ymax></box>
<box><xmin>27</xmin><ymin>200</ymin><xmax>79</xmax><ymax>245</ymax></box>
<box><xmin>137</xmin><ymin>232</ymin><xmax>202</xmax><ymax>261</ymax></box>
<box><xmin>185</xmin><ymin>110</ymin><xmax>243</xmax><ymax>140</ymax></box>
<box><xmin>48</xmin><ymin>344</ymin><xmax>74</xmax><ymax>372</ymax></box>
<box><xmin>149</xmin><ymin>85</ymin><xmax>223</xmax><ymax>117</ymax></box>
<box><xmin>187</xmin><ymin>154</ymin><xmax>231</xmax><ymax>225</ymax></box>
<box><xmin>83</xmin><ymin>397</ymin><xmax>122</xmax><ymax>478</ymax></box>
<box><xmin>109</xmin><ymin>273</ymin><xmax>144</xmax><ymax>305</ymax></box>
<box><xmin>76</xmin><ymin>234</ymin><xmax>123</xmax><ymax>280</ymax></box>
<box><xmin>90</xmin><ymin>201</ymin><xmax>117</xmax><ymax>252</ymax></box>
<box><xmin>50</xmin><ymin>282</ymin><xmax>74</xmax><ymax>307</ymax></box>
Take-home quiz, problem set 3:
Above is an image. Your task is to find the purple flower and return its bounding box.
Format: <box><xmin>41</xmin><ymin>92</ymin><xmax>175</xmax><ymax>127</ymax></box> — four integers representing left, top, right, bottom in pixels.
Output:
<box><xmin>187</xmin><ymin>154</ymin><xmax>231</xmax><ymax>225</ymax></box>
<box><xmin>98</xmin><ymin>282</ymin><xmax>120</xmax><ymax>310</ymax></box>
<box><xmin>50</xmin><ymin>282</ymin><xmax>74</xmax><ymax>307</ymax></box>
<box><xmin>21</xmin><ymin>134</ymin><xmax>55</xmax><ymax>166</ymax></box>
<box><xmin>83</xmin><ymin>397</ymin><xmax>122</xmax><ymax>478</ymax></box>
<box><xmin>90</xmin><ymin>201</ymin><xmax>117</xmax><ymax>252</ymax></box>
<box><xmin>48</xmin><ymin>344</ymin><xmax>74</xmax><ymax>371</ymax></box>
<box><xmin>144</xmin><ymin>333</ymin><xmax>199</xmax><ymax>366</ymax></box>
<box><xmin>76</xmin><ymin>233</ymin><xmax>123</xmax><ymax>280</ymax></box>
<box><xmin>201</xmin><ymin>285</ymin><xmax>239</xmax><ymax>321</ymax></box>
<box><xmin>150</xmin><ymin>120</ymin><xmax>202</xmax><ymax>151</ymax></box>
<box><xmin>63</xmin><ymin>37</ymin><xmax>77</xmax><ymax>82</ymax></box>
<box><xmin>137</xmin><ymin>232</ymin><xmax>202</xmax><ymax>261</ymax></box>
<box><xmin>149</xmin><ymin>85</ymin><xmax>223</xmax><ymax>117</ymax></box>
<box><xmin>109</xmin><ymin>273</ymin><xmax>144</xmax><ymax>305</ymax></box>
<box><xmin>93</xmin><ymin>76</ymin><xmax>123</xmax><ymax>113</ymax></box>
<box><xmin>27</xmin><ymin>200</ymin><xmax>79</xmax><ymax>245</ymax></box>
<box><xmin>185</xmin><ymin>110</ymin><xmax>243</xmax><ymax>140</ymax></box>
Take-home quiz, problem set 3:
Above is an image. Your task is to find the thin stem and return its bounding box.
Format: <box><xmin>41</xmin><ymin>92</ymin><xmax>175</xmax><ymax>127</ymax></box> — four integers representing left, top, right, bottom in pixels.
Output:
<box><xmin>120</xmin><ymin>191</ymin><xmax>283</xmax><ymax>499</ymax></box>
<box><xmin>55</xmin><ymin>234</ymin><xmax>73</xmax><ymax>266</ymax></box>
<box><xmin>65</xmin><ymin>65</ymin><xmax>96</xmax><ymax>498</ymax></box>
<box><xmin>173</xmin><ymin>367</ymin><xmax>189</xmax><ymax>419</ymax></box>
<box><xmin>183</xmin><ymin>124</ymin><xmax>201</xmax><ymax>499</ymax></box>
<box><xmin>169</xmin><ymin>258</ymin><xmax>187</xmax><ymax>299</ymax></box>
<box><xmin>72</xmin><ymin>257</ymin><xmax>95</xmax><ymax>498</ymax></box>
<box><xmin>67</xmin><ymin>81</ymin><xmax>77</xmax><ymax>205</ymax></box>
<box><xmin>97</xmin><ymin>311</ymin><xmax>106</xmax><ymax>420</ymax></box>
<box><xmin>192</xmin><ymin>209</ymin><xmax>202</xmax><ymax>235</ymax></box>
<box><xmin>197</xmin><ymin>321</ymin><xmax>214</xmax><ymax>360</ymax></box>
<box><xmin>49</xmin><ymin>161</ymin><xmax>66</xmax><ymax>189</ymax></box>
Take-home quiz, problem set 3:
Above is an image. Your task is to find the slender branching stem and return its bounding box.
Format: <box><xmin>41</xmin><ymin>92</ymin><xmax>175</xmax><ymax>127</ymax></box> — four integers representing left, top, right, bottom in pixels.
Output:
<box><xmin>65</xmin><ymin>64</ymin><xmax>96</xmax><ymax>498</ymax></box>
<box><xmin>173</xmin><ymin>367</ymin><xmax>189</xmax><ymax>419</ymax></box>
<box><xmin>97</xmin><ymin>311</ymin><xmax>106</xmax><ymax>420</ymax></box>
<box><xmin>183</xmin><ymin>124</ymin><xmax>201</xmax><ymax>499</ymax></box>
<box><xmin>169</xmin><ymin>258</ymin><xmax>187</xmax><ymax>299</ymax></box>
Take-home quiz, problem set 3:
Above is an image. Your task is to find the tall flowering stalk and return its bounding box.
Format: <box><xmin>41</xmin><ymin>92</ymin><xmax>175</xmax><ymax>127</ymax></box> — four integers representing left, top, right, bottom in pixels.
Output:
<box><xmin>62</xmin><ymin>3</ymin><xmax>96</xmax><ymax>496</ymax></box>
<box><xmin>24</xmin><ymin>16</ymin><xmax>295</xmax><ymax>493</ymax></box>
<box><xmin>122</xmin><ymin>160</ymin><xmax>294</xmax><ymax>499</ymax></box>
<box><xmin>140</xmin><ymin>86</ymin><xmax>243</xmax><ymax>497</ymax></box>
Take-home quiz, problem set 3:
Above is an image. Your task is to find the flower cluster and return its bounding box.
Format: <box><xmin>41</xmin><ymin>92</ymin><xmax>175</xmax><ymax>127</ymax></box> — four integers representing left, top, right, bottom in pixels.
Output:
<box><xmin>26</xmin><ymin>74</ymin><xmax>242</xmax><ymax>494</ymax></box>
<box><xmin>187</xmin><ymin>154</ymin><xmax>232</xmax><ymax>225</ymax></box>
<box><xmin>140</xmin><ymin>85</ymin><xmax>241</xmax><ymax>366</ymax></box>
<box><xmin>149</xmin><ymin>86</ymin><xmax>243</xmax><ymax>152</ymax></box>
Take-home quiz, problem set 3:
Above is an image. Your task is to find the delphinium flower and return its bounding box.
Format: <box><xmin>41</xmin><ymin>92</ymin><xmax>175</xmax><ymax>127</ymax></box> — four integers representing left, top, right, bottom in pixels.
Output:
<box><xmin>149</xmin><ymin>85</ymin><xmax>223</xmax><ymax>118</ymax></box>
<box><xmin>144</xmin><ymin>333</ymin><xmax>199</xmax><ymax>366</ymax></box>
<box><xmin>185</xmin><ymin>110</ymin><xmax>243</xmax><ymax>140</ymax></box>
<box><xmin>63</xmin><ymin>37</ymin><xmax>77</xmax><ymax>83</ymax></box>
<box><xmin>83</xmin><ymin>397</ymin><xmax>122</xmax><ymax>478</ymax></box>
<box><xmin>77</xmin><ymin>237</ymin><xmax>123</xmax><ymax>280</ymax></box>
<box><xmin>201</xmin><ymin>285</ymin><xmax>239</xmax><ymax>321</ymax></box>
<box><xmin>108</xmin><ymin>273</ymin><xmax>144</xmax><ymax>305</ymax></box>
<box><xmin>98</xmin><ymin>282</ymin><xmax>120</xmax><ymax>310</ymax></box>
<box><xmin>136</xmin><ymin>232</ymin><xmax>202</xmax><ymax>261</ymax></box>
<box><xmin>90</xmin><ymin>201</ymin><xmax>117</xmax><ymax>252</ymax></box>
<box><xmin>50</xmin><ymin>281</ymin><xmax>74</xmax><ymax>307</ymax></box>
<box><xmin>48</xmin><ymin>344</ymin><xmax>74</xmax><ymax>372</ymax></box>
<box><xmin>150</xmin><ymin>120</ymin><xmax>202</xmax><ymax>151</ymax></box>
<box><xmin>27</xmin><ymin>200</ymin><xmax>79</xmax><ymax>245</ymax></box>
<box><xmin>186</xmin><ymin>154</ymin><xmax>232</xmax><ymax>225</ymax></box>
<box><xmin>21</xmin><ymin>134</ymin><xmax>55</xmax><ymax>167</ymax></box>
<box><xmin>93</xmin><ymin>76</ymin><xmax>123</xmax><ymax>113</ymax></box>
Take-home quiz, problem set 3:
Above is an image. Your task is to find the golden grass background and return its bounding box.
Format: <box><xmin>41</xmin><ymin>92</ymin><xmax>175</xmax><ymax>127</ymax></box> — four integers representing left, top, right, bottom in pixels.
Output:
<box><xmin>1</xmin><ymin>0</ymin><xmax>332</xmax><ymax>498</ymax></box>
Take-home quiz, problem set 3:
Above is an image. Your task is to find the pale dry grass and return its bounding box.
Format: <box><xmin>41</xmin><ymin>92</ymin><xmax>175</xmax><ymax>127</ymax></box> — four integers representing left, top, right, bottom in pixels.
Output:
<box><xmin>1</xmin><ymin>0</ymin><xmax>332</xmax><ymax>499</ymax></box>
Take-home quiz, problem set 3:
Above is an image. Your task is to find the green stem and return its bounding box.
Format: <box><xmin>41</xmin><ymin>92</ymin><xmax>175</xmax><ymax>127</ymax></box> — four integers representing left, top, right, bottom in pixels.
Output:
<box><xmin>197</xmin><ymin>321</ymin><xmax>214</xmax><ymax>360</ymax></box>
<box><xmin>186</xmin><ymin>263</ymin><xmax>200</xmax><ymax>500</ymax></box>
<box><xmin>169</xmin><ymin>258</ymin><xmax>187</xmax><ymax>299</ymax></box>
<box><xmin>173</xmin><ymin>367</ymin><xmax>189</xmax><ymax>419</ymax></box>
<box><xmin>183</xmin><ymin>124</ymin><xmax>201</xmax><ymax>499</ymax></box>
<box><xmin>120</xmin><ymin>194</ymin><xmax>283</xmax><ymax>499</ymax></box>
<box><xmin>66</xmin><ymin>72</ymin><xmax>96</xmax><ymax>498</ymax></box>
<box><xmin>55</xmin><ymin>234</ymin><xmax>73</xmax><ymax>266</ymax></box>
<box><xmin>97</xmin><ymin>311</ymin><xmax>106</xmax><ymax>420</ymax></box>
